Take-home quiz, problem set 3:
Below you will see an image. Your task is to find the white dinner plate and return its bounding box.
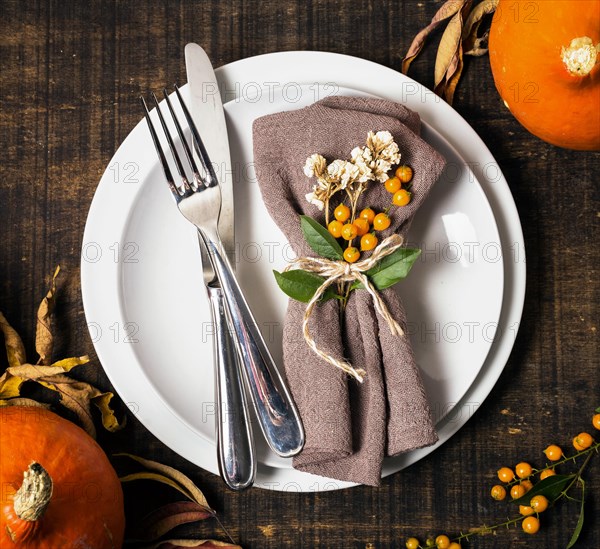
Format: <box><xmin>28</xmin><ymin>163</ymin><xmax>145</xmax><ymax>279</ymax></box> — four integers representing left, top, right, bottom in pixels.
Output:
<box><xmin>81</xmin><ymin>51</ymin><xmax>525</xmax><ymax>491</ymax></box>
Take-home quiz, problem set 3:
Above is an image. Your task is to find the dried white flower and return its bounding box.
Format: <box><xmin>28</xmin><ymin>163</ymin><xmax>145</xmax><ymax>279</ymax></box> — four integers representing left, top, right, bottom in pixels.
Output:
<box><xmin>327</xmin><ymin>159</ymin><xmax>359</xmax><ymax>189</ymax></box>
<box><xmin>373</xmin><ymin>159</ymin><xmax>393</xmax><ymax>182</ymax></box>
<box><xmin>366</xmin><ymin>130</ymin><xmax>392</xmax><ymax>153</ymax></box>
<box><xmin>305</xmin><ymin>191</ymin><xmax>325</xmax><ymax>211</ymax></box>
<box><xmin>303</xmin><ymin>131</ymin><xmax>402</xmax><ymax>209</ymax></box>
<box><xmin>303</xmin><ymin>153</ymin><xmax>327</xmax><ymax>178</ymax></box>
<box><xmin>350</xmin><ymin>147</ymin><xmax>373</xmax><ymax>183</ymax></box>
<box><xmin>381</xmin><ymin>141</ymin><xmax>400</xmax><ymax>165</ymax></box>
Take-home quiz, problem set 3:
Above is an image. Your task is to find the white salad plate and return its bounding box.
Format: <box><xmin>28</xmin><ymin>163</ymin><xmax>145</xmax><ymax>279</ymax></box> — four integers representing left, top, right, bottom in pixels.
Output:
<box><xmin>81</xmin><ymin>51</ymin><xmax>525</xmax><ymax>491</ymax></box>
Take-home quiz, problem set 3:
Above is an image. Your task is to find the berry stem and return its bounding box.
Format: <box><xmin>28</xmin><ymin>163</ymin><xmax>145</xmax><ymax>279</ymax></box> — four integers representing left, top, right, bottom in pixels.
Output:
<box><xmin>559</xmin><ymin>448</ymin><xmax>595</xmax><ymax>501</ymax></box>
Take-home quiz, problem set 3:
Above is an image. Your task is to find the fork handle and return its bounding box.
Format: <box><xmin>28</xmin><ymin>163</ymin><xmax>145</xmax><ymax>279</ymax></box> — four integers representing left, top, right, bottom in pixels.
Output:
<box><xmin>207</xmin><ymin>284</ymin><xmax>256</xmax><ymax>490</ymax></box>
<box><xmin>200</xmin><ymin>232</ymin><xmax>305</xmax><ymax>458</ymax></box>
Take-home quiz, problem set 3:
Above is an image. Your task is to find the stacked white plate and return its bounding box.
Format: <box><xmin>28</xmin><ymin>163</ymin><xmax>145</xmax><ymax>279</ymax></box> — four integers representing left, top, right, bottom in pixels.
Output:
<box><xmin>81</xmin><ymin>52</ymin><xmax>526</xmax><ymax>491</ymax></box>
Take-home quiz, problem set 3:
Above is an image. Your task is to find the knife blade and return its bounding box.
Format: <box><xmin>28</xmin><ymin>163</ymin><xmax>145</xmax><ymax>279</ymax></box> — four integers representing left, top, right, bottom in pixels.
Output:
<box><xmin>185</xmin><ymin>43</ymin><xmax>255</xmax><ymax>490</ymax></box>
<box><xmin>185</xmin><ymin>43</ymin><xmax>234</xmax><ymax>261</ymax></box>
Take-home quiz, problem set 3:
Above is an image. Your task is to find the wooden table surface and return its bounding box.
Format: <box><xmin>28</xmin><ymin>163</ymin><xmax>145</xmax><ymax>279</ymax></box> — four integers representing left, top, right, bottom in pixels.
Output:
<box><xmin>1</xmin><ymin>1</ymin><xmax>598</xmax><ymax>548</ymax></box>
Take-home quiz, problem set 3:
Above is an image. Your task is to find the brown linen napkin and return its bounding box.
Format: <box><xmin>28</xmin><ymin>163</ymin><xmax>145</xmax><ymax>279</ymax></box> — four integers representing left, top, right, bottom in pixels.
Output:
<box><xmin>252</xmin><ymin>96</ymin><xmax>445</xmax><ymax>486</ymax></box>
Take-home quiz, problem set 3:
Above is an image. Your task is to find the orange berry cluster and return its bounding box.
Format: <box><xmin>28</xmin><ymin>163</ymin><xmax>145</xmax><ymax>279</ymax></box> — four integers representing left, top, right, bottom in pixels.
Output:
<box><xmin>329</xmin><ymin>165</ymin><xmax>414</xmax><ymax>264</ymax></box>
<box><xmin>491</xmin><ymin>462</ymin><xmax>546</xmax><ymax>534</ymax></box>
<box><xmin>328</xmin><ymin>205</ymin><xmax>389</xmax><ymax>263</ymax></box>
<box><xmin>386</xmin><ymin>165</ymin><xmax>413</xmax><ymax>206</ymax></box>
<box><xmin>405</xmin><ymin>412</ymin><xmax>599</xmax><ymax>547</ymax></box>
<box><xmin>405</xmin><ymin>535</ymin><xmax>460</xmax><ymax>549</ymax></box>
<box><xmin>490</xmin><ymin>417</ymin><xmax>598</xmax><ymax>537</ymax></box>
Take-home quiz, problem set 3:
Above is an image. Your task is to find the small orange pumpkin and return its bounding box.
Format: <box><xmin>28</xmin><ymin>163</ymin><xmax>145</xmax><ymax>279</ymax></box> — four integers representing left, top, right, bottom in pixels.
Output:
<box><xmin>489</xmin><ymin>0</ymin><xmax>600</xmax><ymax>150</ymax></box>
<box><xmin>0</xmin><ymin>406</ymin><xmax>125</xmax><ymax>548</ymax></box>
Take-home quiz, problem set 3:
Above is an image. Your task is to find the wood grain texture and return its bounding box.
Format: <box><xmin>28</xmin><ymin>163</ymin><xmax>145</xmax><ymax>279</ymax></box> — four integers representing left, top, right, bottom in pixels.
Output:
<box><xmin>0</xmin><ymin>1</ymin><xmax>598</xmax><ymax>547</ymax></box>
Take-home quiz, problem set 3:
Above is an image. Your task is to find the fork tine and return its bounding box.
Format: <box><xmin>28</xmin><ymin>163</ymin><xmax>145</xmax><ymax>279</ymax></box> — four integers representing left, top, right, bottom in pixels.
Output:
<box><xmin>162</xmin><ymin>89</ymin><xmax>202</xmax><ymax>190</ymax></box>
<box><xmin>174</xmin><ymin>84</ymin><xmax>218</xmax><ymax>188</ymax></box>
<box><xmin>151</xmin><ymin>93</ymin><xmax>193</xmax><ymax>195</ymax></box>
<box><xmin>141</xmin><ymin>96</ymin><xmax>180</xmax><ymax>199</ymax></box>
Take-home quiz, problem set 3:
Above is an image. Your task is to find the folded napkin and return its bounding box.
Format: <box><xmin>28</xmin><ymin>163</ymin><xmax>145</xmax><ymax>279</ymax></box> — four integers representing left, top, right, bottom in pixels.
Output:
<box><xmin>252</xmin><ymin>96</ymin><xmax>445</xmax><ymax>486</ymax></box>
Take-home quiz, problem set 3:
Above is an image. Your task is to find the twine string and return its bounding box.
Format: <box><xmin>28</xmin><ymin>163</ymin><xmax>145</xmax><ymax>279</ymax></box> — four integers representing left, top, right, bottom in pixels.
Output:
<box><xmin>284</xmin><ymin>234</ymin><xmax>405</xmax><ymax>382</ymax></box>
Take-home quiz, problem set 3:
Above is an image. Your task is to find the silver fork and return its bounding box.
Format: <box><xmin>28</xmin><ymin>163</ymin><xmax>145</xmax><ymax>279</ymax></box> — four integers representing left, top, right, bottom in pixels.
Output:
<box><xmin>141</xmin><ymin>87</ymin><xmax>305</xmax><ymax>460</ymax></box>
<box><xmin>142</xmin><ymin>92</ymin><xmax>254</xmax><ymax>490</ymax></box>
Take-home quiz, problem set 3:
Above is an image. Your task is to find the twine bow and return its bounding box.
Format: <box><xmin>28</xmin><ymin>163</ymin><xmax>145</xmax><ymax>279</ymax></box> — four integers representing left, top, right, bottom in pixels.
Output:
<box><xmin>284</xmin><ymin>234</ymin><xmax>405</xmax><ymax>382</ymax></box>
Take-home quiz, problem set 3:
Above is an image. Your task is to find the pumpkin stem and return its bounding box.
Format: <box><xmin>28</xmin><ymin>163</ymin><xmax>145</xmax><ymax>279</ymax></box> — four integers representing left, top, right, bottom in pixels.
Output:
<box><xmin>13</xmin><ymin>462</ymin><xmax>53</xmax><ymax>522</ymax></box>
<box><xmin>561</xmin><ymin>36</ymin><xmax>599</xmax><ymax>77</ymax></box>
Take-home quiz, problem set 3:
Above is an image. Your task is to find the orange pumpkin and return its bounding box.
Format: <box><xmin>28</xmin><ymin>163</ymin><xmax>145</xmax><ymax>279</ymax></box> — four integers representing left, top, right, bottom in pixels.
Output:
<box><xmin>0</xmin><ymin>406</ymin><xmax>125</xmax><ymax>548</ymax></box>
<box><xmin>489</xmin><ymin>0</ymin><xmax>600</xmax><ymax>150</ymax></box>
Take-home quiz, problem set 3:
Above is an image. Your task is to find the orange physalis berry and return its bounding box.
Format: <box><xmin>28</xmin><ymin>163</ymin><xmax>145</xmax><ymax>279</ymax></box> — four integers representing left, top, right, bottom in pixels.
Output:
<box><xmin>510</xmin><ymin>484</ymin><xmax>526</xmax><ymax>500</ymax></box>
<box><xmin>334</xmin><ymin>203</ymin><xmax>350</xmax><ymax>223</ymax></box>
<box><xmin>395</xmin><ymin>165</ymin><xmax>413</xmax><ymax>183</ymax></box>
<box><xmin>359</xmin><ymin>207</ymin><xmax>376</xmax><ymax>223</ymax></box>
<box><xmin>544</xmin><ymin>445</ymin><xmax>563</xmax><ymax>461</ymax></box>
<box><xmin>343</xmin><ymin>247</ymin><xmax>360</xmax><ymax>263</ymax></box>
<box><xmin>530</xmin><ymin>495</ymin><xmax>549</xmax><ymax>513</ymax></box>
<box><xmin>405</xmin><ymin>538</ymin><xmax>420</xmax><ymax>549</ymax></box>
<box><xmin>540</xmin><ymin>468</ymin><xmax>556</xmax><ymax>480</ymax></box>
<box><xmin>360</xmin><ymin>233</ymin><xmax>378</xmax><ymax>252</ymax></box>
<box><xmin>573</xmin><ymin>432</ymin><xmax>593</xmax><ymax>451</ymax></box>
<box><xmin>497</xmin><ymin>467</ymin><xmax>515</xmax><ymax>483</ymax></box>
<box><xmin>491</xmin><ymin>485</ymin><xmax>507</xmax><ymax>500</ymax></box>
<box><xmin>392</xmin><ymin>189</ymin><xmax>411</xmax><ymax>206</ymax></box>
<box><xmin>341</xmin><ymin>223</ymin><xmax>358</xmax><ymax>241</ymax></box>
<box><xmin>522</xmin><ymin>516</ymin><xmax>540</xmax><ymax>534</ymax></box>
<box><xmin>435</xmin><ymin>535</ymin><xmax>451</xmax><ymax>549</ymax></box>
<box><xmin>385</xmin><ymin>176</ymin><xmax>402</xmax><ymax>193</ymax></box>
<box><xmin>519</xmin><ymin>505</ymin><xmax>534</xmax><ymax>516</ymax></box>
<box><xmin>373</xmin><ymin>212</ymin><xmax>391</xmax><ymax>231</ymax></box>
<box><xmin>328</xmin><ymin>220</ymin><xmax>343</xmax><ymax>238</ymax></box>
<box><xmin>520</xmin><ymin>479</ymin><xmax>533</xmax><ymax>493</ymax></box>
<box><xmin>515</xmin><ymin>462</ymin><xmax>533</xmax><ymax>479</ymax></box>
<box><xmin>353</xmin><ymin>218</ymin><xmax>370</xmax><ymax>236</ymax></box>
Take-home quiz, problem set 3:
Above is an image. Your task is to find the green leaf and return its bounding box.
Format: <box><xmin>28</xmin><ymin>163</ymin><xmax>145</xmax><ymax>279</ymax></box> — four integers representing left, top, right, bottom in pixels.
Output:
<box><xmin>300</xmin><ymin>215</ymin><xmax>344</xmax><ymax>260</ymax></box>
<box><xmin>513</xmin><ymin>474</ymin><xmax>575</xmax><ymax>505</ymax></box>
<box><xmin>566</xmin><ymin>480</ymin><xmax>585</xmax><ymax>548</ymax></box>
<box><xmin>352</xmin><ymin>248</ymin><xmax>421</xmax><ymax>291</ymax></box>
<box><xmin>273</xmin><ymin>270</ymin><xmax>339</xmax><ymax>303</ymax></box>
<box><xmin>595</xmin><ymin>406</ymin><xmax>600</xmax><ymax>413</ymax></box>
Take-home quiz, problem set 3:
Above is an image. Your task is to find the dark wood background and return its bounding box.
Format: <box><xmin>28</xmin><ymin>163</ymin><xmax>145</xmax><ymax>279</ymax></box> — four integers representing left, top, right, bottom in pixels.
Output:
<box><xmin>1</xmin><ymin>1</ymin><xmax>598</xmax><ymax>548</ymax></box>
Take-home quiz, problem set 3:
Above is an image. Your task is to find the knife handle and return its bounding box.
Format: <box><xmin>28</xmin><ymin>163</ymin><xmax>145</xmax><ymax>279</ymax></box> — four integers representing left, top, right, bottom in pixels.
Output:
<box><xmin>207</xmin><ymin>284</ymin><xmax>256</xmax><ymax>490</ymax></box>
<box><xmin>200</xmin><ymin>231</ymin><xmax>305</xmax><ymax>458</ymax></box>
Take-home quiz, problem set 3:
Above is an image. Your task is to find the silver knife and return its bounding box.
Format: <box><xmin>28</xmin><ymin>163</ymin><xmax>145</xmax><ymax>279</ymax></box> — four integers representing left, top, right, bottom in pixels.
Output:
<box><xmin>185</xmin><ymin>44</ymin><xmax>255</xmax><ymax>490</ymax></box>
<box><xmin>185</xmin><ymin>44</ymin><xmax>305</xmax><ymax>458</ymax></box>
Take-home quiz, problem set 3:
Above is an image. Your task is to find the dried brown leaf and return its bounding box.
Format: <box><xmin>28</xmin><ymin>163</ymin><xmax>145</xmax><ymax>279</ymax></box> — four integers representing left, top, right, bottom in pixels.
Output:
<box><xmin>0</xmin><ymin>355</ymin><xmax>123</xmax><ymax>438</ymax></box>
<box><xmin>0</xmin><ymin>362</ymin><xmax>70</xmax><ymax>398</ymax></box>
<box><xmin>116</xmin><ymin>453</ymin><xmax>212</xmax><ymax>511</ymax></box>
<box><xmin>0</xmin><ymin>310</ymin><xmax>27</xmax><ymax>367</ymax></box>
<box><xmin>443</xmin><ymin>47</ymin><xmax>464</xmax><ymax>104</ymax></box>
<box><xmin>92</xmin><ymin>391</ymin><xmax>126</xmax><ymax>432</ymax></box>
<box><xmin>36</xmin><ymin>265</ymin><xmax>60</xmax><ymax>365</ymax></box>
<box><xmin>5</xmin><ymin>363</ymin><xmax>77</xmax><ymax>380</ymax></box>
<box><xmin>51</xmin><ymin>355</ymin><xmax>90</xmax><ymax>371</ymax></box>
<box><xmin>0</xmin><ymin>374</ymin><xmax>26</xmax><ymax>398</ymax></box>
<box><xmin>134</xmin><ymin>502</ymin><xmax>214</xmax><ymax>541</ymax></box>
<box><xmin>463</xmin><ymin>0</ymin><xmax>498</xmax><ymax>54</ymax></box>
<box><xmin>148</xmin><ymin>541</ymin><xmax>242</xmax><ymax>549</ymax></box>
<box><xmin>434</xmin><ymin>3</ymin><xmax>470</xmax><ymax>89</ymax></box>
<box><xmin>119</xmin><ymin>472</ymin><xmax>197</xmax><ymax>501</ymax></box>
<box><xmin>38</xmin><ymin>375</ymin><xmax>100</xmax><ymax>437</ymax></box>
<box><xmin>401</xmin><ymin>0</ymin><xmax>467</xmax><ymax>74</ymax></box>
<box><xmin>0</xmin><ymin>397</ymin><xmax>51</xmax><ymax>409</ymax></box>
<box><xmin>465</xmin><ymin>30</ymin><xmax>490</xmax><ymax>56</ymax></box>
